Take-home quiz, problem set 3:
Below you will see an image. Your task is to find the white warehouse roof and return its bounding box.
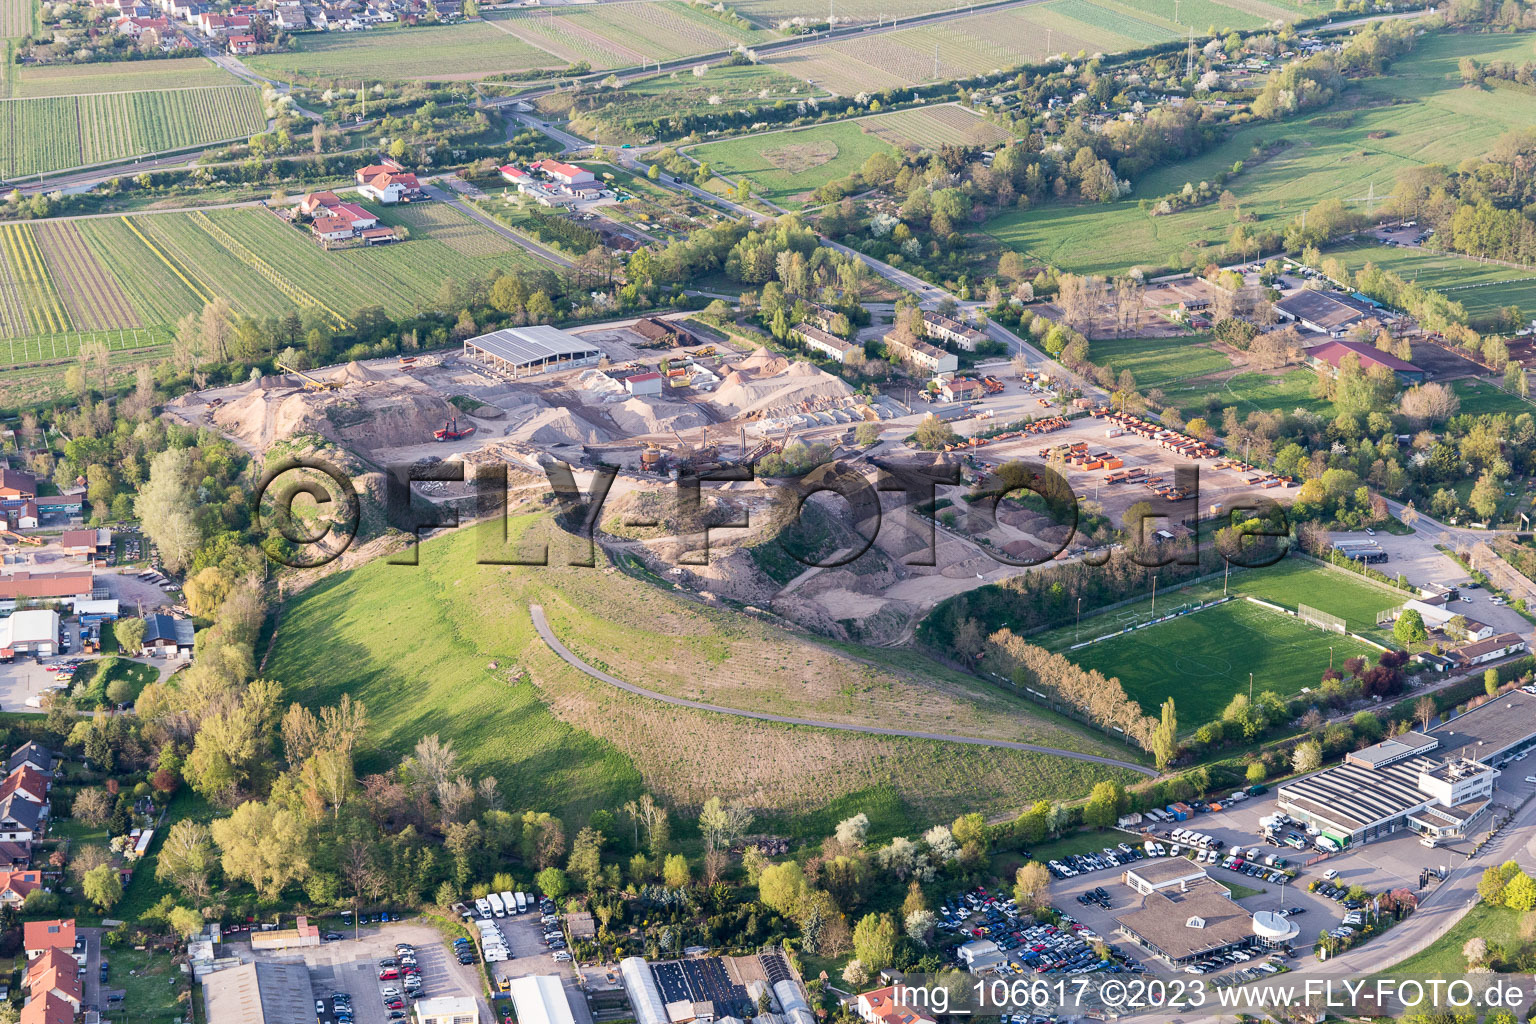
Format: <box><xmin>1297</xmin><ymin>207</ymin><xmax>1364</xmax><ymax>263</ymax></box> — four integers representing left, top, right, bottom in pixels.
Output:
<box><xmin>464</xmin><ymin>326</ymin><xmax>603</xmax><ymax>369</ymax></box>
<box><xmin>619</xmin><ymin>957</ymin><xmax>668</xmax><ymax>1024</ymax></box>
<box><xmin>508</xmin><ymin>976</ymin><xmax>575</xmax><ymax>1024</ymax></box>
<box><xmin>0</xmin><ymin>609</ymin><xmax>58</xmax><ymax>648</ymax></box>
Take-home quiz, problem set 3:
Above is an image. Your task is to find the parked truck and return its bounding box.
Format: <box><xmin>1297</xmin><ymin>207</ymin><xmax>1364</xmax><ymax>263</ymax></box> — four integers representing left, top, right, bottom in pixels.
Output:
<box><xmin>502</xmin><ymin>891</ymin><xmax>518</xmax><ymax>915</ymax></box>
<box><xmin>514</xmin><ymin>892</ymin><xmax>528</xmax><ymax>914</ymax></box>
<box><xmin>474</xmin><ymin>896</ymin><xmax>492</xmax><ymax>918</ymax></box>
<box><xmin>487</xmin><ymin>892</ymin><xmax>506</xmax><ymax>918</ymax></box>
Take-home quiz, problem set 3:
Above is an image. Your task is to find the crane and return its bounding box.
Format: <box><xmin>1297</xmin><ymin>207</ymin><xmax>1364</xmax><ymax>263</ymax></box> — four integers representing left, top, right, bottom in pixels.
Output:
<box><xmin>276</xmin><ymin>361</ymin><xmax>342</xmax><ymax>392</ymax></box>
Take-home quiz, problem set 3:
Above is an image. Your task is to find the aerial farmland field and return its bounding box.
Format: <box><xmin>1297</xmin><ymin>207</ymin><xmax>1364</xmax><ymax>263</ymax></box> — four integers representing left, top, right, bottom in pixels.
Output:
<box><xmin>0</xmin><ymin>0</ymin><xmax>32</xmax><ymax>40</ymax></box>
<box><xmin>861</xmin><ymin>103</ymin><xmax>1012</xmax><ymax>150</ymax></box>
<box><xmin>762</xmin><ymin>0</ymin><xmax>1163</xmax><ymax>94</ymax></box>
<box><xmin>245</xmin><ymin>22</ymin><xmax>561</xmax><ymax>82</ymax></box>
<box><xmin>984</xmin><ymin>31</ymin><xmax>1536</xmax><ymax>276</ymax></box>
<box><xmin>488</xmin><ymin>2</ymin><xmax>775</xmax><ymax>71</ymax></box>
<box><xmin>690</xmin><ymin>118</ymin><xmax>899</xmax><ymax>209</ymax></box>
<box><xmin>11</xmin><ymin>57</ymin><xmax>244</xmax><ymax>97</ymax></box>
<box><xmin>0</xmin><ymin>86</ymin><xmax>264</xmax><ymax>178</ymax></box>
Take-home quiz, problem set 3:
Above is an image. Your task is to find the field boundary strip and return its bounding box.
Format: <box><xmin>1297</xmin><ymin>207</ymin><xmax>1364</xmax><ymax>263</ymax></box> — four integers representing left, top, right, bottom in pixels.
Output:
<box><xmin>119</xmin><ymin>215</ymin><xmax>213</xmax><ymax>304</ymax></box>
<box><xmin>189</xmin><ymin>211</ymin><xmax>352</xmax><ymax>329</ymax></box>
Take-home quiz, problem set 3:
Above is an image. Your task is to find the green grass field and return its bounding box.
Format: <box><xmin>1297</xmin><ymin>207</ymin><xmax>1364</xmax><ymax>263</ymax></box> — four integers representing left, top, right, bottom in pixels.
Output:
<box><xmin>689</xmin><ymin>118</ymin><xmax>899</xmax><ymax>208</ymax></box>
<box><xmin>263</xmin><ymin>515</ymin><xmax>1141</xmax><ymax>832</ymax></box>
<box><xmin>1087</xmin><ymin>334</ymin><xmax>1229</xmax><ymax>391</ymax></box>
<box><xmin>246</xmin><ymin>22</ymin><xmax>560</xmax><ymax>82</ymax></box>
<box><xmin>1323</xmin><ymin>239</ymin><xmax>1536</xmax><ymax>329</ymax></box>
<box><xmin>1453</xmin><ymin>378</ymin><xmax>1536</xmax><ymax>418</ymax></box>
<box><xmin>1031</xmin><ymin>558</ymin><xmax>1405</xmax><ymax>726</ymax></box>
<box><xmin>1376</xmin><ymin>900</ymin><xmax>1523</xmax><ymax>980</ymax></box>
<box><xmin>986</xmin><ymin>31</ymin><xmax>1536</xmax><ymax>276</ymax></box>
<box><xmin>10</xmin><ymin>57</ymin><xmax>243</xmax><ymax>97</ymax></box>
<box><xmin>568</xmin><ymin>63</ymin><xmax>824</xmax><ymax>144</ymax></box>
<box><xmin>488</xmin><ymin>1</ymin><xmax>774</xmax><ymax>70</ymax></box>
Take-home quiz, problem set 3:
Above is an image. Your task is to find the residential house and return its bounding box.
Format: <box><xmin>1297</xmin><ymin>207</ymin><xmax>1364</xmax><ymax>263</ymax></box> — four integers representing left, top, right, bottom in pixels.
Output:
<box><xmin>0</xmin><ymin>470</ymin><xmax>36</xmax><ymax>501</ymax></box>
<box><xmin>1447</xmin><ymin>633</ymin><xmax>1527</xmax><ymax>669</ymax></box>
<box><xmin>0</xmin><ymin>794</ymin><xmax>43</xmax><ymax>844</ymax></box>
<box><xmin>311</xmin><ymin>215</ymin><xmax>356</xmax><ymax>243</ymax></box>
<box><xmin>18</xmin><ymin>991</ymin><xmax>74</xmax><ymax>1024</ymax></box>
<box><xmin>791</xmin><ymin>323</ymin><xmax>857</xmax><ymax>364</ymax></box>
<box><xmin>299</xmin><ymin>191</ymin><xmax>343</xmax><ymax>216</ymax></box>
<box><xmin>114</xmin><ymin>14</ymin><xmax>170</xmax><ymax>36</ymax></box>
<box><xmin>354</xmin><ymin>159</ymin><xmax>403</xmax><ymax>184</ymax></box>
<box><xmin>272</xmin><ymin>5</ymin><xmax>306</xmax><ymax>28</ymax></box>
<box><xmin>854</xmin><ymin>988</ymin><xmax>936</xmax><ymax>1024</ymax></box>
<box><xmin>0</xmin><ymin>766</ymin><xmax>51</xmax><ymax>808</ymax></box>
<box><xmin>358</xmin><ymin>170</ymin><xmax>420</xmax><ymax>204</ymax></box>
<box><xmin>884</xmin><ymin>330</ymin><xmax>958</xmax><ymax>374</ymax></box>
<box><xmin>922</xmin><ymin>311</ymin><xmax>988</xmax><ymax>351</ymax></box>
<box><xmin>228</xmin><ymin>32</ymin><xmax>256</xmax><ymax>53</ymax></box>
<box><xmin>534</xmin><ymin>159</ymin><xmax>594</xmax><ymax>186</ymax></box>
<box><xmin>23</xmin><ymin>920</ymin><xmax>79</xmax><ymax>963</ymax></box>
<box><xmin>25</xmin><ymin>950</ymin><xmax>81</xmax><ymax>1009</ymax></box>
<box><xmin>0</xmin><ymin>869</ymin><xmax>41</xmax><ymax>907</ymax></box>
<box><xmin>8</xmin><ymin>743</ymin><xmax>54</xmax><ymax>777</ymax></box>
<box><xmin>329</xmin><ymin>202</ymin><xmax>378</xmax><ymax>230</ymax></box>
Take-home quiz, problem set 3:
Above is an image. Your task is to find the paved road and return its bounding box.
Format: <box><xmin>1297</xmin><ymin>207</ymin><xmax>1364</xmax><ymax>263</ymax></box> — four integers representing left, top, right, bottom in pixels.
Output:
<box><xmin>529</xmin><ymin>603</ymin><xmax>1158</xmax><ymax>775</ymax></box>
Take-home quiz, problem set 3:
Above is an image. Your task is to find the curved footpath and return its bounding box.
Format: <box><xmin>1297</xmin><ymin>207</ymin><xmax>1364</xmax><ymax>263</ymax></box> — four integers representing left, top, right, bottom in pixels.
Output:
<box><xmin>528</xmin><ymin>603</ymin><xmax>1157</xmax><ymax>776</ymax></box>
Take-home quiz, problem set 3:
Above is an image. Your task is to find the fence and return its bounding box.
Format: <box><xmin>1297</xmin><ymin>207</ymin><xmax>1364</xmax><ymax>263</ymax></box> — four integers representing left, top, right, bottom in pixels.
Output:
<box><xmin>1298</xmin><ymin>602</ymin><xmax>1346</xmax><ymax>634</ymax></box>
<box><xmin>0</xmin><ymin>328</ymin><xmax>172</xmax><ymax>369</ymax></box>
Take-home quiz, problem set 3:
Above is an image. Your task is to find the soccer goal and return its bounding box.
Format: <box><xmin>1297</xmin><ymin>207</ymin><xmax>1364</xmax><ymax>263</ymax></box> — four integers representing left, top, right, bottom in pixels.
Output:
<box><xmin>1298</xmin><ymin>603</ymin><xmax>1346</xmax><ymax>634</ymax></box>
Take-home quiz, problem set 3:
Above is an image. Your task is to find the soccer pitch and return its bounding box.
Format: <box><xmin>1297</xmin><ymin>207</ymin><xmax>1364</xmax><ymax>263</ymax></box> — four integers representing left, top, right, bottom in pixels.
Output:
<box><xmin>1032</xmin><ymin>560</ymin><xmax>1407</xmax><ymax>727</ymax></box>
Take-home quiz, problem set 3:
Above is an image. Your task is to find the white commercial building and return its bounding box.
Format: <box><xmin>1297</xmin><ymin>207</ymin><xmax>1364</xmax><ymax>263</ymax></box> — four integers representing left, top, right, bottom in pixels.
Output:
<box><xmin>509</xmin><ymin>976</ymin><xmax>576</xmax><ymax>1024</ymax></box>
<box><xmin>415</xmin><ymin>996</ymin><xmax>479</xmax><ymax>1024</ymax></box>
<box><xmin>0</xmin><ymin>610</ymin><xmax>59</xmax><ymax>657</ymax></box>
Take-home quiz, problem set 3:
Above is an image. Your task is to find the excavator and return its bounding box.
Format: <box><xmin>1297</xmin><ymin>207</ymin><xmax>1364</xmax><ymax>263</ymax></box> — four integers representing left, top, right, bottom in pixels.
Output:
<box><xmin>434</xmin><ymin>415</ymin><xmax>475</xmax><ymax>441</ymax></box>
<box><xmin>276</xmin><ymin>361</ymin><xmax>342</xmax><ymax>392</ymax></box>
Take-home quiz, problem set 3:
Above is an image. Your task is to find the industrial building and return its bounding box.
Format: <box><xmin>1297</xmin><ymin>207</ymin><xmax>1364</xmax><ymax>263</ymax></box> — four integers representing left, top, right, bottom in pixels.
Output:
<box><xmin>201</xmin><ymin>962</ymin><xmax>314</xmax><ymax>1024</ymax></box>
<box><xmin>1274</xmin><ymin>291</ymin><xmax>1383</xmax><ymax>338</ymax></box>
<box><xmin>1122</xmin><ymin>859</ymin><xmax>1209</xmax><ymax>896</ymax></box>
<box><xmin>0</xmin><ymin>611</ymin><xmax>59</xmax><ymax>658</ymax></box>
<box><xmin>508</xmin><ymin>976</ymin><xmax>575</xmax><ymax>1024</ymax></box>
<box><xmin>1275</xmin><ymin>720</ymin><xmax>1508</xmax><ymax>845</ymax></box>
<box><xmin>1434</xmin><ymin>687</ymin><xmax>1536</xmax><ymax>763</ymax></box>
<box><xmin>462</xmin><ymin>327</ymin><xmax>604</xmax><ymax>378</ymax></box>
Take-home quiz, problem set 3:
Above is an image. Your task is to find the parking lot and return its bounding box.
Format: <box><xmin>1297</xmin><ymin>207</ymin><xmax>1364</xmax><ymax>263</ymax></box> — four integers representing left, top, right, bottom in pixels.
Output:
<box><xmin>250</xmin><ymin>923</ymin><xmax>488</xmax><ymax>1024</ymax></box>
<box><xmin>1038</xmin><ymin>777</ymin><xmax>1528</xmax><ymax>976</ymax></box>
<box><xmin>476</xmin><ymin>905</ymin><xmax>592</xmax><ymax>1024</ymax></box>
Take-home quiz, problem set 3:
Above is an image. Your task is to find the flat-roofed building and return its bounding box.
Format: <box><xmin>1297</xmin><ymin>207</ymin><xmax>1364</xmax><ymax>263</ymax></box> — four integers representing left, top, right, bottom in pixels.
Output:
<box><xmin>415</xmin><ymin>997</ymin><xmax>480</xmax><ymax>1024</ymax></box>
<box><xmin>202</xmin><ymin>961</ymin><xmax>315</xmax><ymax>1024</ymax></box>
<box><xmin>1123</xmin><ymin>859</ymin><xmax>1208</xmax><ymax>896</ymax></box>
<box><xmin>508</xmin><ymin>977</ymin><xmax>574</xmax><ymax>1024</ymax></box>
<box><xmin>1116</xmin><ymin>883</ymin><xmax>1254</xmax><ymax>964</ymax></box>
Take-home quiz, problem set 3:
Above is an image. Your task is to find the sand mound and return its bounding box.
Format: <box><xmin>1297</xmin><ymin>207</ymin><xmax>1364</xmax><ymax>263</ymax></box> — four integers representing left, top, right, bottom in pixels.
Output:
<box><xmin>608</xmin><ymin>397</ymin><xmax>709</xmax><ymax>436</ymax></box>
<box><xmin>333</xmin><ymin>360</ymin><xmax>389</xmax><ymax>384</ymax></box>
<box><xmin>502</xmin><ymin>404</ymin><xmax>611</xmax><ymax>446</ymax></box>
<box><xmin>210</xmin><ymin>385</ymin><xmax>455</xmax><ymax>453</ymax></box>
<box><xmin>710</xmin><ymin>356</ymin><xmax>856</xmax><ymax>419</ymax></box>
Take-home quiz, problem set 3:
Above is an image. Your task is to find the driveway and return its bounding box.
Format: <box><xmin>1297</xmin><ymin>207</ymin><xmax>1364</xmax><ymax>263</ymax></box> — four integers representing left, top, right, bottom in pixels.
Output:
<box><xmin>480</xmin><ymin>911</ymin><xmax>591</xmax><ymax>1024</ymax></box>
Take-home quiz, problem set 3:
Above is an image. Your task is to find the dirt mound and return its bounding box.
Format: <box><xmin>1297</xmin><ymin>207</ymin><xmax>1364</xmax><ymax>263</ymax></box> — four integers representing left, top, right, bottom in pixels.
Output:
<box><xmin>334</xmin><ymin>360</ymin><xmax>389</xmax><ymax>384</ymax></box>
<box><xmin>608</xmin><ymin>397</ymin><xmax>709</xmax><ymax>436</ymax></box>
<box><xmin>209</xmin><ymin>383</ymin><xmax>455</xmax><ymax>455</ymax></box>
<box><xmin>710</xmin><ymin>357</ymin><xmax>856</xmax><ymax>419</ymax></box>
<box><xmin>502</xmin><ymin>405</ymin><xmax>610</xmax><ymax>447</ymax></box>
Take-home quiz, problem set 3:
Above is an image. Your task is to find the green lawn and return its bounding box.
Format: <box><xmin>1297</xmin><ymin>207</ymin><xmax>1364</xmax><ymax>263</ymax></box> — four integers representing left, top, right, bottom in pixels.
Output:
<box><xmin>1160</xmin><ymin>366</ymin><xmax>1332</xmax><ymax>420</ymax></box>
<box><xmin>1087</xmin><ymin>334</ymin><xmax>1229</xmax><ymax>391</ymax></box>
<box><xmin>1031</xmin><ymin>558</ymin><xmax>1405</xmax><ymax>726</ymax></box>
<box><xmin>262</xmin><ymin>515</ymin><xmax>1140</xmax><ymax>834</ymax></box>
<box><xmin>688</xmin><ymin>119</ymin><xmax>899</xmax><ymax>209</ymax></box>
<box><xmin>985</xmin><ymin>31</ymin><xmax>1536</xmax><ymax>275</ymax></box>
<box><xmin>1376</xmin><ymin>900</ymin><xmax>1523</xmax><ymax>979</ymax></box>
<box><xmin>69</xmin><ymin>657</ymin><xmax>157</xmax><ymax>708</ymax></box>
<box><xmin>1452</xmin><ymin>379</ymin><xmax>1536</xmax><ymax>418</ymax></box>
<box><xmin>1322</xmin><ymin>239</ymin><xmax>1536</xmax><ymax>329</ymax></box>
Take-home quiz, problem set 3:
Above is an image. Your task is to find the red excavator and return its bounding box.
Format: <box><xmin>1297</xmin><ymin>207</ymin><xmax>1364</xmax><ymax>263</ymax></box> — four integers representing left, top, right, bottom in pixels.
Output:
<box><xmin>434</xmin><ymin>415</ymin><xmax>475</xmax><ymax>441</ymax></box>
